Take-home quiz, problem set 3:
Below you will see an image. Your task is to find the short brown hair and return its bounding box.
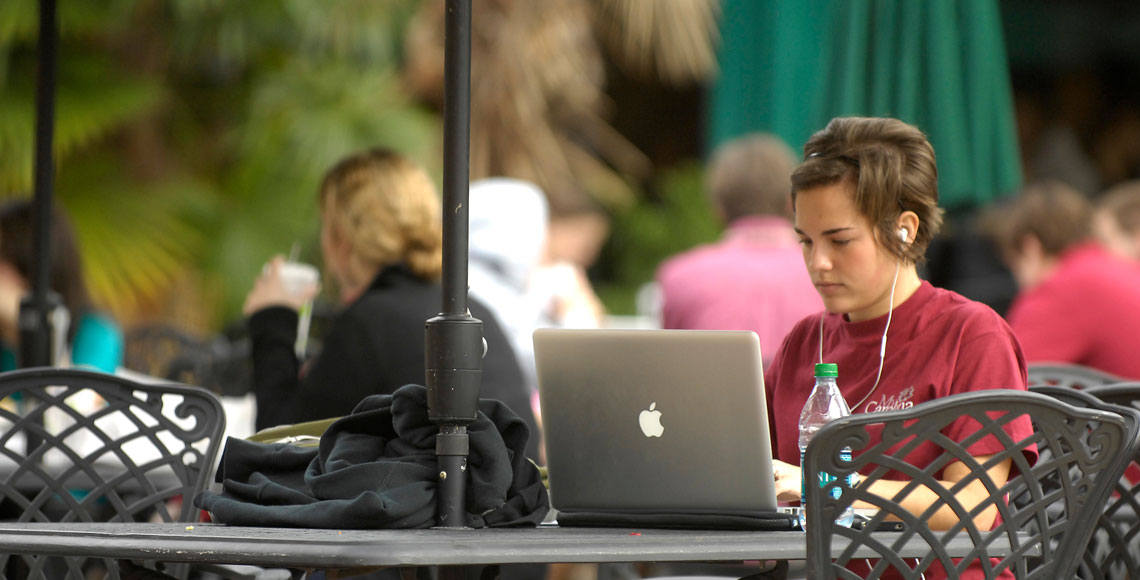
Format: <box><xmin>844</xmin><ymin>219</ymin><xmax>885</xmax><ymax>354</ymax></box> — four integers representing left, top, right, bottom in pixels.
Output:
<box><xmin>319</xmin><ymin>148</ymin><xmax>443</xmax><ymax>281</ymax></box>
<box><xmin>790</xmin><ymin>117</ymin><xmax>944</xmax><ymax>264</ymax></box>
<box><xmin>983</xmin><ymin>180</ymin><xmax>1091</xmax><ymax>259</ymax></box>
<box><xmin>706</xmin><ymin>133</ymin><xmax>797</xmax><ymax>222</ymax></box>
<box><xmin>1098</xmin><ymin>180</ymin><xmax>1140</xmax><ymax>236</ymax></box>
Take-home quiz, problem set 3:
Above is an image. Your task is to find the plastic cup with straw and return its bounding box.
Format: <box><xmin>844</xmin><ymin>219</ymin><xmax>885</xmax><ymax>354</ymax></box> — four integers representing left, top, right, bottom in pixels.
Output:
<box><xmin>279</xmin><ymin>243</ymin><xmax>319</xmax><ymax>359</ymax></box>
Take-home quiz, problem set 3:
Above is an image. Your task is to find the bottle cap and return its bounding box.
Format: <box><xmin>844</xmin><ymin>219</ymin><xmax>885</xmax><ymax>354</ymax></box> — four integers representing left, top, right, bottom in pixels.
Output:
<box><xmin>814</xmin><ymin>363</ymin><xmax>838</xmax><ymax>377</ymax></box>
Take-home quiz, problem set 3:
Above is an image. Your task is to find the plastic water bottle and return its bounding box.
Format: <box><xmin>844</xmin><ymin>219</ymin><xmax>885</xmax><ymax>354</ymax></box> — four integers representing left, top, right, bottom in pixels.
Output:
<box><xmin>798</xmin><ymin>363</ymin><xmax>855</xmax><ymax>530</ymax></box>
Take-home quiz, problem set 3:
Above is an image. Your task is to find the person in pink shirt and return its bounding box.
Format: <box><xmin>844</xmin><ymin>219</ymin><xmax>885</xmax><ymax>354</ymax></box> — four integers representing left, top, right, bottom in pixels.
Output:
<box><xmin>656</xmin><ymin>133</ymin><xmax>821</xmax><ymax>363</ymax></box>
<box><xmin>985</xmin><ymin>180</ymin><xmax>1140</xmax><ymax>379</ymax></box>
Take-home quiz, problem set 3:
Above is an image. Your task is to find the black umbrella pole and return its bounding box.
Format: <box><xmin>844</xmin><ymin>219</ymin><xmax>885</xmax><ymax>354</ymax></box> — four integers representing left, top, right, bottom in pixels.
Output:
<box><xmin>425</xmin><ymin>314</ymin><xmax>482</xmax><ymax>528</ymax></box>
<box><xmin>21</xmin><ymin>0</ymin><xmax>59</xmax><ymax>369</ymax></box>
<box><xmin>426</xmin><ymin>0</ymin><xmax>480</xmax><ymax>530</ymax></box>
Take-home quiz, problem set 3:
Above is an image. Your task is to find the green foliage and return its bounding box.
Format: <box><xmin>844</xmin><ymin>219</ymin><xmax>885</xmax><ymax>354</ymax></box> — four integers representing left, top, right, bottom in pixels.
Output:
<box><xmin>0</xmin><ymin>0</ymin><xmax>136</xmax><ymax>47</ymax></box>
<box><xmin>58</xmin><ymin>152</ymin><xmax>208</xmax><ymax>316</ymax></box>
<box><xmin>595</xmin><ymin>162</ymin><xmax>722</xmax><ymax>315</ymax></box>
<box><xmin>180</xmin><ymin>0</ymin><xmax>435</xmax><ymax>324</ymax></box>
<box><xmin>0</xmin><ymin>53</ymin><xmax>163</xmax><ymax>192</ymax></box>
<box><xmin>0</xmin><ymin>0</ymin><xmax>188</xmax><ymax>327</ymax></box>
<box><xmin>0</xmin><ymin>0</ymin><xmax>713</xmax><ymax>332</ymax></box>
<box><xmin>0</xmin><ymin>0</ymin><xmax>435</xmax><ymax>329</ymax></box>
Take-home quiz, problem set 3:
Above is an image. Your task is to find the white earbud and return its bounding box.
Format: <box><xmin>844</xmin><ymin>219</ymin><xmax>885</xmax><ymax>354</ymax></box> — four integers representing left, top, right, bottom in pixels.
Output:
<box><xmin>898</xmin><ymin>228</ymin><xmax>909</xmax><ymax>243</ymax></box>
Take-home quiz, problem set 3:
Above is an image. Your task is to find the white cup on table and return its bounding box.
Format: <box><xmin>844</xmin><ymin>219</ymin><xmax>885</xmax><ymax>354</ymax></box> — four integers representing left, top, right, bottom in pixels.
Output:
<box><xmin>278</xmin><ymin>262</ymin><xmax>320</xmax><ymax>359</ymax></box>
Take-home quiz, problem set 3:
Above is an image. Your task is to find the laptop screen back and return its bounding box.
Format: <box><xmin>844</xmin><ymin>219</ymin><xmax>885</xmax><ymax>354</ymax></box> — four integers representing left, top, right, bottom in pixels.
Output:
<box><xmin>533</xmin><ymin>328</ymin><xmax>778</xmax><ymax>515</ymax></box>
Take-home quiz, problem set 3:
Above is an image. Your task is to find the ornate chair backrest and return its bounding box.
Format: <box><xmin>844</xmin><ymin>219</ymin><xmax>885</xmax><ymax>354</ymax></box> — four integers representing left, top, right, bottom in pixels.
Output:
<box><xmin>1026</xmin><ymin>363</ymin><xmax>1122</xmax><ymax>390</ymax></box>
<box><xmin>1073</xmin><ymin>382</ymin><xmax>1140</xmax><ymax>579</ymax></box>
<box><xmin>0</xmin><ymin>367</ymin><xmax>225</xmax><ymax>579</ymax></box>
<box><xmin>803</xmin><ymin>389</ymin><xmax>1140</xmax><ymax>579</ymax></box>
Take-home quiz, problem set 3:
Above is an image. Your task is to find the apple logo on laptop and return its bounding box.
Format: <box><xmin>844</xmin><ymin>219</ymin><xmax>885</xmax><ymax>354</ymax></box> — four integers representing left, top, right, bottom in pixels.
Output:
<box><xmin>639</xmin><ymin>402</ymin><xmax>664</xmax><ymax>437</ymax></box>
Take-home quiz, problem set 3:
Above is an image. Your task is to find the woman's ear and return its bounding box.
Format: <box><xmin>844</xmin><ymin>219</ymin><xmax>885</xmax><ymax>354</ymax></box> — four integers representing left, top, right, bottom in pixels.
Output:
<box><xmin>897</xmin><ymin>211</ymin><xmax>920</xmax><ymax>243</ymax></box>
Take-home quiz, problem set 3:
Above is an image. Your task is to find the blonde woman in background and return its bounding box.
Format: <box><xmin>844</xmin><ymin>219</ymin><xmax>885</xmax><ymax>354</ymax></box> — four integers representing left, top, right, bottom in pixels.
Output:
<box><xmin>243</xmin><ymin>147</ymin><xmax>539</xmax><ymax>459</ymax></box>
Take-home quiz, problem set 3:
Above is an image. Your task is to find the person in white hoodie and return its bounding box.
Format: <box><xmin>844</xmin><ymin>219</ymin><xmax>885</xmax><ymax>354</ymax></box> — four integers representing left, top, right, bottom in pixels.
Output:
<box><xmin>469</xmin><ymin>179</ymin><xmax>606</xmax><ymax>462</ymax></box>
<box><xmin>468</xmin><ymin>178</ymin><xmax>552</xmax><ymax>396</ymax></box>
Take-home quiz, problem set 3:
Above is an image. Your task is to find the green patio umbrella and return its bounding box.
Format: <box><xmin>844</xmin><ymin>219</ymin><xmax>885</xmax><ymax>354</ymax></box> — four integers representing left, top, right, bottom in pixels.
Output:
<box><xmin>711</xmin><ymin>0</ymin><xmax>1022</xmax><ymax>210</ymax></box>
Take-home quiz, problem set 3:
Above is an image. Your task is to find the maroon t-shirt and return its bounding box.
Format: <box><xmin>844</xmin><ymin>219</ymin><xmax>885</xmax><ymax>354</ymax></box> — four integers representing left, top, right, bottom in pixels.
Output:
<box><xmin>765</xmin><ymin>281</ymin><xmax>1035</xmax><ymax>579</ymax></box>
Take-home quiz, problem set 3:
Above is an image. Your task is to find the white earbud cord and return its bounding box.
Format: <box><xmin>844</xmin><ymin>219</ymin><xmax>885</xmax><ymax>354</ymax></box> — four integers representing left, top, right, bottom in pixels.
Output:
<box><xmin>818</xmin><ymin>312</ymin><xmax>825</xmax><ymax>365</ymax></box>
<box><xmin>818</xmin><ymin>260</ymin><xmax>901</xmax><ymax>412</ymax></box>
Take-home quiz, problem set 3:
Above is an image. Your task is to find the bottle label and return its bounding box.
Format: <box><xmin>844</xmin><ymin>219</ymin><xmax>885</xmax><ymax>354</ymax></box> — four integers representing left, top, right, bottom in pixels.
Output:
<box><xmin>800</xmin><ymin>450</ymin><xmax>807</xmax><ymax>506</ymax></box>
<box><xmin>801</xmin><ymin>449</ymin><xmax>855</xmax><ymax>504</ymax></box>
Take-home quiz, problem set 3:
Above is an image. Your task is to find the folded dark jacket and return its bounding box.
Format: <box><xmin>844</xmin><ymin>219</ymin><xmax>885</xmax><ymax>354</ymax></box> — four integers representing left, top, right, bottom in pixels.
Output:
<box><xmin>195</xmin><ymin>384</ymin><xmax>549</xmax><ymax>529</ymax></box>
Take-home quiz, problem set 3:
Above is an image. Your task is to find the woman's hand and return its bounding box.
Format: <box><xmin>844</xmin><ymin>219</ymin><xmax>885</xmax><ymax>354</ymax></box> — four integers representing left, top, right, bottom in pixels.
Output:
<box><xmin>538</xmin><ymin>263</ymin><xmax>606</xmax><ymax>327</ymax></box>
<box><xmin>772</xmin><ymin>459</ymin><xmax>804</xmax><ymax>502</ymax></box>
<box><xmin>243</xmin><ymin>256</ymin><xmax>319</xmax><ymax>316</ymax></box>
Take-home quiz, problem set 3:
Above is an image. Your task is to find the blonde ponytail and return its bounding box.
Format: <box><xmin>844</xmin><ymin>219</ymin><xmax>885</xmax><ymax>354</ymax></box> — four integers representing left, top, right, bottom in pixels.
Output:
<box><xmin>320</xmin><ymin>148</ymin><xmax>443</xmax><ymax>283</ymax></box>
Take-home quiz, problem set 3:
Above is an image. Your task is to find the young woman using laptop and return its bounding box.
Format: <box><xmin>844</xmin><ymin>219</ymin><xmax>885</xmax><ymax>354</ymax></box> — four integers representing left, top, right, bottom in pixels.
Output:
<box><xmin>763</xmin><ymin>117</ymin><xmax>1035</xmax><ymax>579</ymax></box>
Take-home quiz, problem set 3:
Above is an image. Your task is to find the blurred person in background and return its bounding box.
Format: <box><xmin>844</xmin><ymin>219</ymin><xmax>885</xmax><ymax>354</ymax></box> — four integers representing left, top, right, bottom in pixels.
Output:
<box><xmin>467</xmin><ymin>178</ymin><xmax>548</xmax><ymax>458</ymax></box>
<box><xmin>469</xmin><ymin>178</ymin><xmax>618</xmax><ymax>463</ymax></box>
<box><xmin>655</xmin><ymin>133</ymin><xmax>821</xmax><ymax>364</ymax></box>
<box><xmin>983</xmin><ymin>180</ymin><xmax>1140</xmax><ymax>379</ymax></box>
<box><xmin>0</xmin><ymin>200</ymin><xmax>122</xmax><ymax>373</ymax></box>
<box><xmin>1093</xmin><ymin>180</ymin><xmax>1140</xmax><ymax>262</ymax></box>
<box><xmin>468</xmin><ymin>178</ymin><xmax>550</xmax><ymax>393</ymax></box>
<box><xmin>529</xmin><ymin>200</ymin><xmax>608</xmax><ymax>329</ymax></box>
<box><xmin>243</xmin><ymin>148</ymin><xmax>540</xmax><ymax>459</ymax></box>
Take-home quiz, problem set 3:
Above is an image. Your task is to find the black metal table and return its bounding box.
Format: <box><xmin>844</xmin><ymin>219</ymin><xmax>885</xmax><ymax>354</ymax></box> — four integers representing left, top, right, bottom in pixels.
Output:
<box><xmin>0</xmin><ymin>522</ymin><xmax>1018</xmax><ymax>571</ymax></box>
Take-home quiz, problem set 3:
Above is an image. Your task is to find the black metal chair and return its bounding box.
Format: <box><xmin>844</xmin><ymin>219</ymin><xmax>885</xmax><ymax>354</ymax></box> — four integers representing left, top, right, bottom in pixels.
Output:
<box><xmin>803</xmin><ymin>389</ymin><xmax>1140</xmax><ymax>579</ymax></box>
<box><xmin>0</xmin><ymin>367</ymin><xmax>226</xmax><ymax>579</ymax></box>
<box><xmin>1065</xmin><ymin>382</ymin><xmax>1140</xmax><ymax>580</ymax></box>
<box><xmin>123</xmin><ymin>324</ymin><xmax>252</xmax><ymax>397</ymax></box>
<box><xmin>1026</xmin><ymin>363</ymin><xmax>1123</xmax><ymax>390</ymax></box>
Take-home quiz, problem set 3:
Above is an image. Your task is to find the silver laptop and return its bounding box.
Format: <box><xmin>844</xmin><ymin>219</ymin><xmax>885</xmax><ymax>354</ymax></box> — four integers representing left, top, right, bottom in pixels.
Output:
<box><xmin>533</xmin><ymin>328</ymin><xmax>779</xmax><ymax>517</ymax></box>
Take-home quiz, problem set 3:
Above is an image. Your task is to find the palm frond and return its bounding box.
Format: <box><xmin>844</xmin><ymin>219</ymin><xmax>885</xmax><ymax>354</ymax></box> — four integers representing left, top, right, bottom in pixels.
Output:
<box><xmin>0</xmin><ymin>51</ymin><xmax>163</xmax><ymax>193</ymax></box>
<box><xmin>594</xmin><ymin>0</ymin><xmax>721</xmax><ymax>85</ymax></box>
<box><xmin>47</xmin><ymin>152</ymin><xmax>211</xmax><ymax>325</ymax></box>
<box><xmin>167</xmin><ymin>0</ymin><xmax>292</xmax><ymax>72</ymax></box>
<box><xmin>0</xmin><ymin>1</ymin><xmax>35</xmax><ymax>46</ymax></box>
<box><xmin>283</xmin><ymin>0</ymin><xmax>419</xmax><ymax>63</ymax></box>
<box><xmin>404</xmin><ymin>0</ymin><xmax>650</xmax><ymax>214</ymax></box>
<box><xmin>167</xmin><ymin>0</ymin><xmax>417</xmax><ymax>76</ymax></box>
<box><xmin>204</xmin><ymin>56</ymin><xmax>438</xmax><ymax>322</ymax></box>
<box><xmin>0</xmin><ymin>0</ymin><xmax>138</xmax><ymax>45</ymax></box>
<box><xmin>2</xmin><ymin>2</ymin><xmax>447</xmax><ymax>328</ymax></box>
<box><xmin>244</xmin><ymin>60</ymin><xmax>437</xmax><ymax>188</ymax></box>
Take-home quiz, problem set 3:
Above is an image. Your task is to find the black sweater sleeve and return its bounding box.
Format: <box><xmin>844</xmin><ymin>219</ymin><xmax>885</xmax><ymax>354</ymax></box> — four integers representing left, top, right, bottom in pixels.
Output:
<box><xmin>250</xmin><ymin>302</ymin><xmax>395</xmax><ymax>431</ymax></box>
<box><xmin>248</xmin><ymin>307</ymin><xmax>302</xmax><ymax>430</ymax></box>
<box><xmin>248</xmin><ymin>269</ymin><xmax>538</xmax><ymax>463</ymax></box>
